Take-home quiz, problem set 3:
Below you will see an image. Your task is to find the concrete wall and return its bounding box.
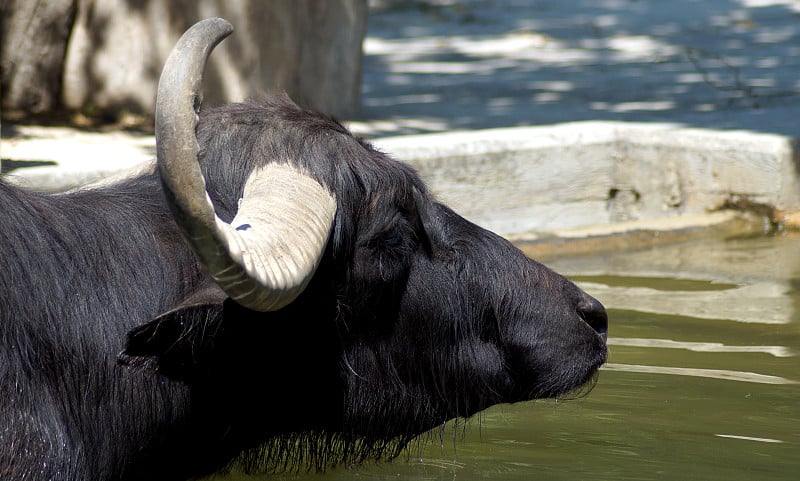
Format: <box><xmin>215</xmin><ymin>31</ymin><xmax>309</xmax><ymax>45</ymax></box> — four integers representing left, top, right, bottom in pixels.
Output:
<box><xmin>4</xmin><ymin>121</ymin><xmax>799</xmax><ymax>240</ymax></box>
<box><xmin>375</xmin><ymin>122</ymin><xmax>800</xmax><ymax>238</ymax></box>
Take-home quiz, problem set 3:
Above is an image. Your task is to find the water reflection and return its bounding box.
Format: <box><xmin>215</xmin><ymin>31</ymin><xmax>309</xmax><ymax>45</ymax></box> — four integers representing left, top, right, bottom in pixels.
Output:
<box><xmin>603</xmin><ymin>362</ymin><xmax>796</xmax><ymax>385</ymax></box>
<box><xmin>607</xmin><ymin>337</ymin><xmax>793</xmax><ymax>357</ymax></box>
<box><xmin>577</xmin><ymin>279</ymin><xmax>792</xmax><ymax>324</ymax></box>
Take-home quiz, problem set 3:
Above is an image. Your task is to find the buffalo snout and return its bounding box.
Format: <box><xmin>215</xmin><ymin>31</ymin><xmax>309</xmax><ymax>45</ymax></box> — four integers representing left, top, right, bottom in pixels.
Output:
<box><xmin>578</xmin><ymin>292</ymin><xmax>609</xmax><ymax>342</ymax></box>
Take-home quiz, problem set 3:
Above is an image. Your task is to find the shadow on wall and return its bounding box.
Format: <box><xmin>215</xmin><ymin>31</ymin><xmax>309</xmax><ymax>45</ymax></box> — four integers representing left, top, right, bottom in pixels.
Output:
<box><xmin>1</xmin><ymin>0</ymin><xmax>367</xmax><ymax>120</ymax></box>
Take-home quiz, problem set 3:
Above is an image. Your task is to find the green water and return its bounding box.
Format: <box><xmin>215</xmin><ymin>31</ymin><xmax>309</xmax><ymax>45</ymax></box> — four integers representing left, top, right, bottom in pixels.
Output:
<box><xmin>223</xmin><ymin>234</ymin><xmax>800</xmax><ymax>481</ymax></box>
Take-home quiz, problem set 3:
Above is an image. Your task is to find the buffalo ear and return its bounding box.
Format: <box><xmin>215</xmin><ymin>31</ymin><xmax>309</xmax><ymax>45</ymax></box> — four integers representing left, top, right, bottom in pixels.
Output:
<box><xmin>119</xmin><ymin>285</ymin><xmax>227</xmax><ymax>382</ymax></box>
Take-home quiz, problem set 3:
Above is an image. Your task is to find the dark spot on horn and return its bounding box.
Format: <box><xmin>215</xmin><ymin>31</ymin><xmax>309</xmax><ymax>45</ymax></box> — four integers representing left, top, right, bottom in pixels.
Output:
<box><xmin>236</xmin><ymin>224</ymin><xmax>252</xmax><ymax>231</ymax></box>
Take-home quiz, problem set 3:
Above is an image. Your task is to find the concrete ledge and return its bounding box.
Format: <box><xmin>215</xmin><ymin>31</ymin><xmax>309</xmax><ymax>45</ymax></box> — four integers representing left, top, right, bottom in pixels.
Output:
<box><xmin>3</xmin><ymin>121</ymin><xmax>797</xmax><ymax>250</ymax></box>
<box><xmin>374</xmin><ymin>122</ymin><xmax>800</xmax><ymax>239</ymax></box>
<box><xmin>2</xmin><ymin>125</ymin><xmax>154</xmax><ymax>191</ymax></box>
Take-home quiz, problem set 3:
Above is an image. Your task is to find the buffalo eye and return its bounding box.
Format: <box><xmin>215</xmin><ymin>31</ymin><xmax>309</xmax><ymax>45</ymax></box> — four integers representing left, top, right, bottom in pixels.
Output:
<box><xmin>382</xmin><ymin>230</ymin><xmax>403</xmax><ymax>249</ymax></box>
<box><xmin>361</xmin><ymin>206</ymin><xmax>417</xmax><ymax>252</ymax></box>
<box><xmin>368</xmin><ymin>228</ymin><xmax>409</xmax><ymax>253</ymax></box>
<box><xmin>353</xmin><ymin>221</ymin><xmax>417</xmax><ymax>285</ymax></box>
<box><xmin>345</xmin><ymin>221</ymin><xmax>417</xmax><ymax>325</ymax></box>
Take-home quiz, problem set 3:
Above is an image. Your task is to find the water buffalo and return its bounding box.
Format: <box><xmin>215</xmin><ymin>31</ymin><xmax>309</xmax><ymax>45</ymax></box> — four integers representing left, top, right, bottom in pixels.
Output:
<box><xmin>0</xmin><ymin>18</ymin><xmax>607</xmax><ymax>481</ymax></box>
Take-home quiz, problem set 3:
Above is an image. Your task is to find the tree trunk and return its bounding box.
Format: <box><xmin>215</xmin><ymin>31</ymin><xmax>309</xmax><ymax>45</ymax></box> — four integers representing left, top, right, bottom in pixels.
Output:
<box><xmin>2</xmin><ymin>0</ymin><xmax>367</xmax><ymax>119</ymax></box>
<box><xmin>0</xmin><ymin>0</ymin><xmax>77</xmax><ymax>113</ymax></box>
<box><xmin>64</xmin><ymin>0</ymin><xmax>367</xmax><ymax>117</ymax></box>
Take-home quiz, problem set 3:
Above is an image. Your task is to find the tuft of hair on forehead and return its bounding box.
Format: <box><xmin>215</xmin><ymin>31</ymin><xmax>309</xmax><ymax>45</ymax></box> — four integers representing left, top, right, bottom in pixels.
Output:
<box><xmin>194</xmin><ymin>95</ymin><xmax>430</xmax><ymax>224</ymax></box>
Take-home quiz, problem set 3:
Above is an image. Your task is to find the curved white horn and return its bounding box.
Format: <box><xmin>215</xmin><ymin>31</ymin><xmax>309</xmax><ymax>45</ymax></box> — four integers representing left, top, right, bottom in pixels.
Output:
<box><xmin>155</xmin><ymin>18</ymin><xmax>336</xmax><ymax>311</ymax></box>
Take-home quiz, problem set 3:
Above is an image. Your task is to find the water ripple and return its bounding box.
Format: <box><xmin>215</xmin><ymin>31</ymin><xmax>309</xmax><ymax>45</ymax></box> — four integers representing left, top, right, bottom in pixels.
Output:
<box><xmin>602</xmin><ymin>363</ymin><xmax>797</xmax><ymax>385</ymax></box>
<box><xmin>715</xmin><ymin>434</ymin><xmax>785</xmax><ymax>444</ymax></box>
<box><xmin>577</xmin><ymin>282</ymin><xmax>792</xmax><ymax>324</ymax></box>
<box><xmin>607</xmin><ymin>338</ymin><xmax>794</xmax><ymax>357</ymax></box>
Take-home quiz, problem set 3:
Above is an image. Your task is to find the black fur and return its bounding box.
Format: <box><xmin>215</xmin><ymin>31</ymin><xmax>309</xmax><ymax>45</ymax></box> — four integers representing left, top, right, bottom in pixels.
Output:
<box><xmin>0</xmin><ymin>95</ymin><xmax>607</xmax><ymax>481</ymax></box>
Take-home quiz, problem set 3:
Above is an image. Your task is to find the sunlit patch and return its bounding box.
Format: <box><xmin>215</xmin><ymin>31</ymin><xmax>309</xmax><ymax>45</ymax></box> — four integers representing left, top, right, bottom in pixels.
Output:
<box><xmin>740</xmin><ymin>0</ymin><xmax>800</xmax><ymax>11</ymax></box>
<box><xmin>532</xmin><ymin>92</ymin><xmax>562</xmax><ymax>103</ymax></box>
<box><xmin>526</xmin><ymin>80</ymin><xmax>574</xmax><ymax>92</ymax></box>
<box><xmin>605</xmin><ymin>35</ymin><xmax>681</xmax><ymax>61</ymax></box>
<box><xmin>588</xmin><ymin>100</ymin><xmax>677</xmax><ymax>112</ymax></box>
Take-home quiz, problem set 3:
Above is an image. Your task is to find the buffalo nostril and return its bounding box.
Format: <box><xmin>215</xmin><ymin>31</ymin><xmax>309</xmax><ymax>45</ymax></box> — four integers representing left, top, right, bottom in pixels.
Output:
<box><xmin>578</xmin><ymin>295</ymin><xmax>608</xmax><ymax>340</ymax></box>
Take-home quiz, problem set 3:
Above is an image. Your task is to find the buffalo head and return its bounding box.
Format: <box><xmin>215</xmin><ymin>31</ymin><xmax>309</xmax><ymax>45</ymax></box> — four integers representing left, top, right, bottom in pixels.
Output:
<box><xmin>123</xmin><ymin>18</ymin><xmax>607</xmax><ymax>473</ymax></box>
